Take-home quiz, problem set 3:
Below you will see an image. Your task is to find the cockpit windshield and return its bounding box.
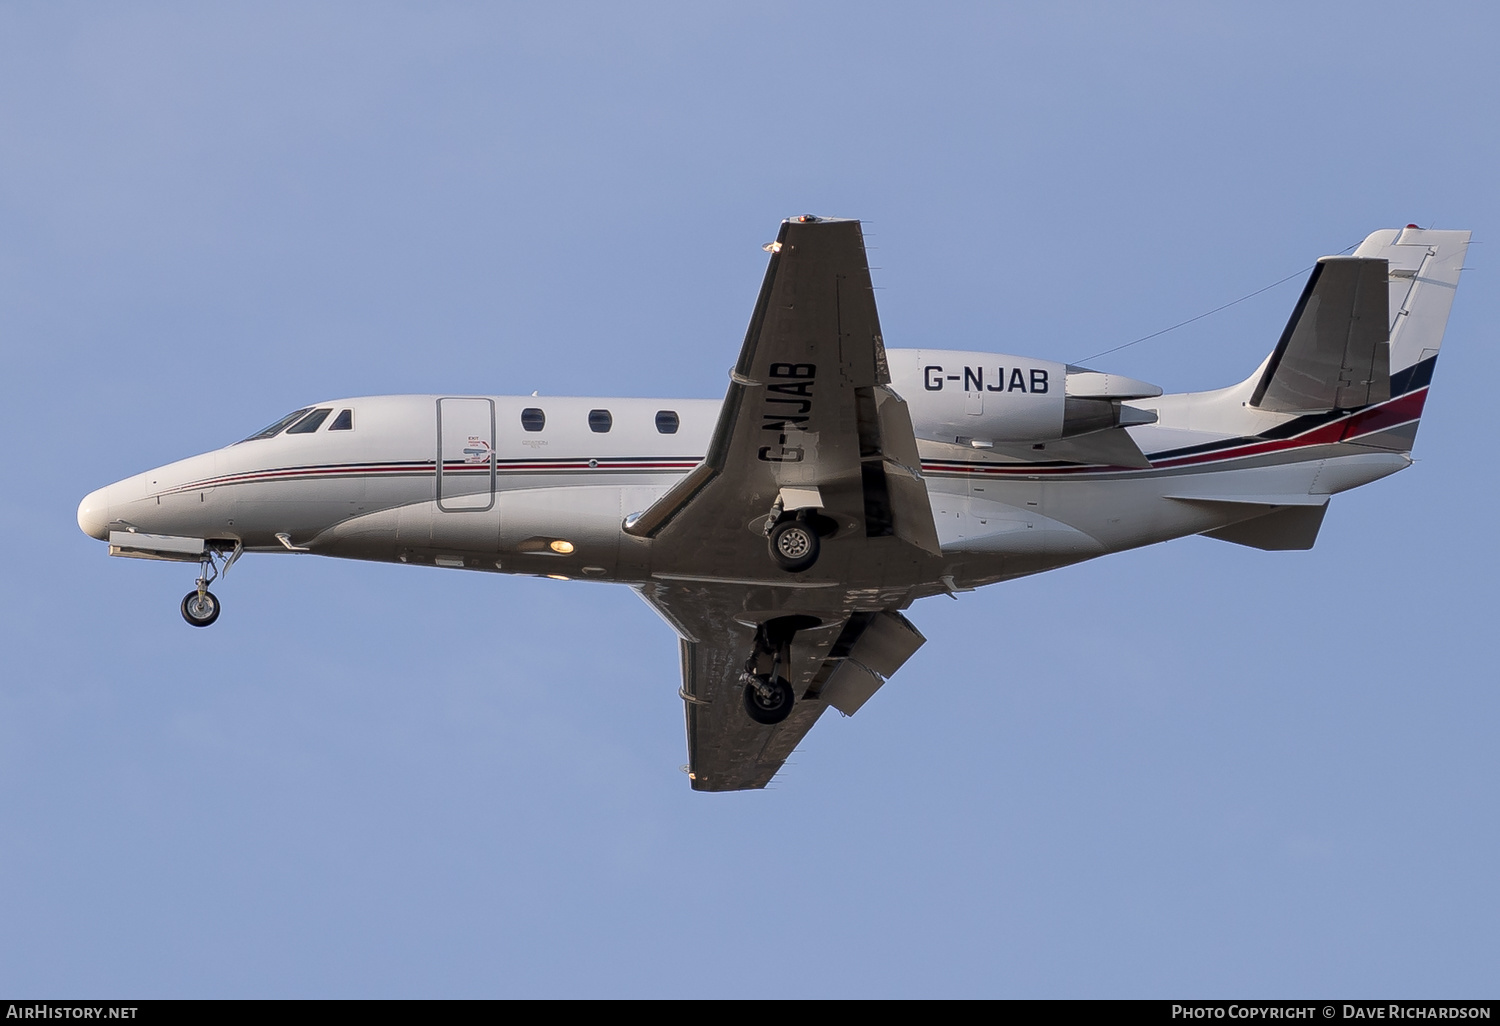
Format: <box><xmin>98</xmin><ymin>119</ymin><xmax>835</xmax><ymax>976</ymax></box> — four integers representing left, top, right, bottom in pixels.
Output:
<box><xmin>237</xmin><ymin>408</ymin><xmax>312</xmax><ymax>443</ymax></box>
<box><xmin>286</xmin><ymin>408</ymin><xmax>332</xmax><ymax>434</ymax></box>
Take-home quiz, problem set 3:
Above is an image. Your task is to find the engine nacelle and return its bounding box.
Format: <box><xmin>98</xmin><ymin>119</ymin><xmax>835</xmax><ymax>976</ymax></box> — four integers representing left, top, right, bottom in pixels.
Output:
<box><xmin>888</xmin><ymin>349</ymin><xmax>1161</xmax><ymax>446</ymax></box>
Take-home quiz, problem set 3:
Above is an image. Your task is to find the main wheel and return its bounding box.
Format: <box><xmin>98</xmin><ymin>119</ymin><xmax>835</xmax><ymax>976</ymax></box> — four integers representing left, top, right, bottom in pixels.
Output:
<box><xmin>181</xmin><ymin>590</ymin><xmax>221</xmax><ymax>627</ymax></box>
<box><xmin>769</xmin><ymin>519</ymin><xmax>819</xmax><ymax>573</ymax></box>
<box><xmin>743</xmin><ymin>674</ymin><xmax>795</xmax><ymax>725</ymax></box>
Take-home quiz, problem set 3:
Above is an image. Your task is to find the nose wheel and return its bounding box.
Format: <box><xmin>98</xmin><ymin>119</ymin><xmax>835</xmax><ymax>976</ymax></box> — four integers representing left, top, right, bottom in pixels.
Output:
<box><xmin>181</xmin><ymin>589</ymin><xmax>221</xmax><ymax>627</ymax></box>
<box><xmin>178</xmin><ymin>541</ymin><xmax>240</xmax><ymax>627</ymax></box>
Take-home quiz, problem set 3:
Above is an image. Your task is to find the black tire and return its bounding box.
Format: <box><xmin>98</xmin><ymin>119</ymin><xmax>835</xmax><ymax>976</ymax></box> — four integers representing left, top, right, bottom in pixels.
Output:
<box><xmin>743</xmin><ymin>674</ymin><xmax>795</xmax><ymax>725</ymax></box>
<box><xmin>181</xmin><ymin>590</ymin><xmax>220</xmax><ymax>627</ymax></box>
<box><xmin>769</xmin><ymin>519</ymin><xmax>819</xmax><ymax>573</ymax></box>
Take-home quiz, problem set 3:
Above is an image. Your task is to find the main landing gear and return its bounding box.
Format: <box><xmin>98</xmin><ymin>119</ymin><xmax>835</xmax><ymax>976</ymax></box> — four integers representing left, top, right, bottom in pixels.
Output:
<box><xmin>744</xmin><ymin>673</ymin><xmax>794</xmax><ymax>725</ymax></box>
<box><xmin>768</xmin><ymin>517</ymin><xmax>819</xmax><ymax>573</ymax></box>
<box><xmin>764</xmin><ymin>500</ymin><xmax>833</xmax><ymax>574</ymax></box>
<box><xmin>180</xmin><ymin>542</ymin><xmax>241</xmax><ymax>628</ymax></box>
<box><xmin>741</xmin><ymin>615</ymin><xmax>819</xmax><ymax>725</ymax></box>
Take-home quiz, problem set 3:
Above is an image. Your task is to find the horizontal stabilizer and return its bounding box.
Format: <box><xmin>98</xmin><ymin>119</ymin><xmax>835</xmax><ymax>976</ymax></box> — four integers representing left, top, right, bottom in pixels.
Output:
<box><xmin>1199</xmin><ymin>503</ymin><xmax>1329</xmax><ymax>551</ymax></box>
<box><xmin>1252</xmin><ymin>256</ymin><xmax>1390</xmax><ymax>412</ymax></box>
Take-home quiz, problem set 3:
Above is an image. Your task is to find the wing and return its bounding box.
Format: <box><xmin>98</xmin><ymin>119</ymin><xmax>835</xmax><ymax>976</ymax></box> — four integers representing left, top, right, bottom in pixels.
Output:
<box><xmin>637</xmin><ymin>580</ymin><xmax>926</xmax><ymax>791</ymax></box>
<box><xmin>625</xmin><ymin>215</ymin><xmax>939</xmax><ymax>579</ymax></box>
<box><xmin>622</xmin><ymin>216</ymin><xmax>941</xmax><ymax>789</ymax></box>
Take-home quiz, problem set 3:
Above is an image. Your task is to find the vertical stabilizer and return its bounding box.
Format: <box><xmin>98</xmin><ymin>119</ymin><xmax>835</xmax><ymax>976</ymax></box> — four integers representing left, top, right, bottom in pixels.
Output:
<box><xmin>1351</xmin><ymin>227</ymin><xmax>1470</xmax><ymax>385</ymax></box>
<box><xmin>1243</xmin><ymin>228</ymin><xmax>1469</xmax><ymax>453</ymax></box>
<box><xmin>1250</xmin><ymin>256</ymin><xmax>1391</xmax><ymax>412</ymax></box>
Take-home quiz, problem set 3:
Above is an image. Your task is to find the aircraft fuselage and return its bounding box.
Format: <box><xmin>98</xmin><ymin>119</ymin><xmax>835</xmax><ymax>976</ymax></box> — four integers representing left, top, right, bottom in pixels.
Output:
<box><xmin>77</xmin><ymin>356</ymin><xmax>1411</xmax><ymax>596</ymax></box>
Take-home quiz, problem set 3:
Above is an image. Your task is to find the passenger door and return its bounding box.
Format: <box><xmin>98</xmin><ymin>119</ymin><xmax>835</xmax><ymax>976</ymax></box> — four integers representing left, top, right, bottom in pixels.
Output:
<box><xmin>436</xmin><ymin>397</ymin><xmax>496</xmax><ymax>512</ymax></box>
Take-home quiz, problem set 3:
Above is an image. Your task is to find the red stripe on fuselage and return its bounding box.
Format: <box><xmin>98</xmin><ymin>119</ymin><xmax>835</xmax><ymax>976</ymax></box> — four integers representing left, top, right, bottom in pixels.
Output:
<box><xmin>920</xmin><ymin>387</ymin><xmax>1429</xmax><ymax>478</ymax></box>
<box><xmin>1340</xmin><ymin>388</ymin><xmax>1427</xmax><ymax>440</ymax></box>
<box><xmin>165</xmin><ymin>459</ymin><xmax>701</xmax><ymax>494</ymax></box>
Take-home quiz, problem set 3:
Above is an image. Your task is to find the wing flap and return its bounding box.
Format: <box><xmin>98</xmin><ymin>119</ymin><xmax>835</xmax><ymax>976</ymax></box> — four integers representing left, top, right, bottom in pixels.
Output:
<box><xmin>872</xmin><ymin>387</ymin><xmax>942</xmax><ymax>552</ymax></box>
<box><xmin>816</xmin><ymin>611</ymin><xmax>926</xmax><ymax>717</ymax></box>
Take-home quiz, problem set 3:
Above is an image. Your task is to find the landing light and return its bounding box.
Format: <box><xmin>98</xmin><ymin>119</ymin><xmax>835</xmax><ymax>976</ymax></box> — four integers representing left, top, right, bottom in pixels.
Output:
<box><xmin>549</xmin><ymin>539</ymin><xmax>574</xmax><ymax>554</ymax></box>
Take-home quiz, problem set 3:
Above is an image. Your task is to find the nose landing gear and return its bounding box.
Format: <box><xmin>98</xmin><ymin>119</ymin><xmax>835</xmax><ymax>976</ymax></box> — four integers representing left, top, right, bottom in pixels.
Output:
<box><xmin>181</xmin><ymin>588</ymin><xmax>220</xmax><ymax>627</ymax></box>
<box><xmin>179</xmin><ymin>541</ymin><xmax>241</xmax><ymax>628</ymax></box>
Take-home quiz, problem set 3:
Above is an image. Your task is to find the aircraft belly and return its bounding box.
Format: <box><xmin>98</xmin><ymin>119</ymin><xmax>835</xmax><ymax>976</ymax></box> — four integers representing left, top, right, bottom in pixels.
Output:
<box><xmin>231</xmin><ymin>479</ymin><xmax>368</xmax><ymax>546</ymax></box>
<box><xmin>1032</xmin><ymin>456</ymin><xmax>1375</xmax><ymax>553</ymax></box>
<box><xmin>1049</xmin><ymin>481</ymin><xmax>1229</xmax><ymax>552</ymax></box>
<box><xmin>312</xmin><ymin>484</ymin><xmax>639</xmax><ymax>576</ymax></box>
<box><xmin>933</xmin><ymin>495</ymin><xmax>1104</xmax><ymax>557</ymax></box>
<box><xmin>308</xmin><ymin>504</ymin><xmax>411</xmax><ymax>560</ymax></box>
<box><xmin>496</xmin><ymin>486</ymin><xmax>625</xmax><ymax>558</ymax></box>
<box><xmin>1308</xmin><ymin>452</ymin><xmax>1409</xmax><ymax>494</ymax></box>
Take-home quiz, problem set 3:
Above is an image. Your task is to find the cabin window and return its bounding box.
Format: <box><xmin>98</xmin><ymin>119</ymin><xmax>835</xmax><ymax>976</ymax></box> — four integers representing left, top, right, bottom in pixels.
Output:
<box><xmin>329</xmin><ymin>409</ymin><xmax>354</xmax><ymax>431</ymax></box>
<box><xmin>287</xmin><ymin>408</ymin><xmax>333</xmax><ymax>434</ymax></box>
<box><xmin>521</xmin><ymin>407</ymin><xmax>546</xmax><ymax>432</ymax></box>
<box><xmin>588</xmin><ymin>409</ymin><xmax>612</xmax><ymax>433</ymax></box>
<box><xmin>655</xmin><ymin>410</ymin><xmax>679</xmax><ymax>434</ymax></box>
<box><xmin>239</xmin><ymin>408</ymin><xmax>312</xmax><ymax>443</ymax></box>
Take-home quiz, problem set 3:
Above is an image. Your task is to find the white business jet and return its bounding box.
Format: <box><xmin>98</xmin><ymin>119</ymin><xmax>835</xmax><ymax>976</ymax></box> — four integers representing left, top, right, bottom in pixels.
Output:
<box><xmin>77</xmin><ymin>218</ymin><xmax>1468</xmax><ymax>790</ymax></box>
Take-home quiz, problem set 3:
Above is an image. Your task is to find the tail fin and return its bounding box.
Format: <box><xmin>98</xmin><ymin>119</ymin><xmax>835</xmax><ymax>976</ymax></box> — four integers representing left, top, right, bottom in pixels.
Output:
<box><xmin>1249</xmin><ymin>227</ymin><xmax>1469</xmax><ymax>450</ymax></box>
<box><xmin>1250</xmin><ymin>255</ymin><xmax>1392</xmax><ymax>412</ymax></box>
<box><xmin>1355</xmin><ymin>227</ymin><xmax>1470</xmax><ymax>394</ymax></box>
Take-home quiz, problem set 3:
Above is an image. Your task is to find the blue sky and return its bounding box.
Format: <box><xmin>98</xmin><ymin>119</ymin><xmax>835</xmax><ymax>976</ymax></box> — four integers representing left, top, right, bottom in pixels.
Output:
<box><xmin>2</xmin><ymin>2</ymin><xmax>1497</xmax><ymax>997</ymax></box>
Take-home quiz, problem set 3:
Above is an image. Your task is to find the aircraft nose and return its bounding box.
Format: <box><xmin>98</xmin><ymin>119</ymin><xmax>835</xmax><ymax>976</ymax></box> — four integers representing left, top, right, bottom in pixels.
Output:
<box><xmin>77</xmin><ymin>486</ymin><xmax>111</xmax><ymax>540</ymax></box>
